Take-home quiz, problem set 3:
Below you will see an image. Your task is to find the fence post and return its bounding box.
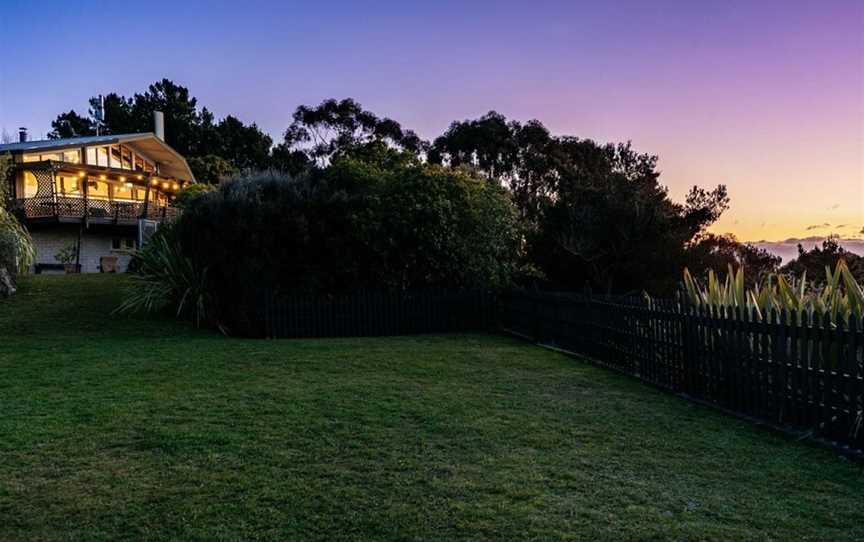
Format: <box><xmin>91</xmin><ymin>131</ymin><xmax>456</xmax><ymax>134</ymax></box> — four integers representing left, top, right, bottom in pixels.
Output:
<box><xmin>681</xmin><ymin>295</ymin><xmax>694</xmax><ymax>396</ymax></box>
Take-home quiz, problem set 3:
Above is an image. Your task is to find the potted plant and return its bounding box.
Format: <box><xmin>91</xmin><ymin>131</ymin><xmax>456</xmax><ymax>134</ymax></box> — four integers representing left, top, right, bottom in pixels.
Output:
<box><xmin>55</xmin><ymin>243</ymin><xmax>80</xmax><ymax>274</ymax></box>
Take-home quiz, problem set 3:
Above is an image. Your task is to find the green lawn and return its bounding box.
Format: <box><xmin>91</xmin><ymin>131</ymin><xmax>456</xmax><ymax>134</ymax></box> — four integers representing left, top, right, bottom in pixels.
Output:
<box><xmin>1</xmin><ymin>275</ymin><xmax>862</xmax><ymax>541</ymax></box>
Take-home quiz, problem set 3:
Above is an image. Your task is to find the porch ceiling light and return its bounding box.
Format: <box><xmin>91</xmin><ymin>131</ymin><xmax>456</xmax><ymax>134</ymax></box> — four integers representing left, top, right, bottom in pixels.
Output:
<box><xmin>99</xmin><ymin>174</ymin><xmax>106</xmax><ymax>180</ymax></box>
<box><xmin>78</xmin><ymin>171</ymin><xmax>86</xmax><ymax>178</ymax></box>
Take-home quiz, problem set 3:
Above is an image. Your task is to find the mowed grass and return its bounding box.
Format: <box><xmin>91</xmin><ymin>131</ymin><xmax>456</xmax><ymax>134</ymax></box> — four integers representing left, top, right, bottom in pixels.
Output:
<box><xmin>0</xmin><ymin>275</ymin><xmax>862</xmax><ymax>541</ymax></box>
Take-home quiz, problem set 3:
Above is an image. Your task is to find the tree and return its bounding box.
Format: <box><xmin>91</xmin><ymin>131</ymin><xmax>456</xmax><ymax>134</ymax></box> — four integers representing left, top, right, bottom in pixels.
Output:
<box><xmin>684</xmin><ymin>233</ymin><xmax>781</xmax><ymax>286</ymax></box>
<box><xmin>187</xmin><ymin>155</ymin><xmax>236</xmax><ymax>185</ymax></box>
<box><xmin>781</xmin><ymin>237</ymin><xmax>864</xmax><ymax>284</ymax></box>
<box><xmin>430</xmin><ymin>113</ymin><xmax>560</xmax><ymax>223</ymax></box>
<box><xmin>48</xmin><ymin>110</ymin><xmax>95</xmax><ymax>139</ymax></box>
<box><xmin>532</xmin><ymin>140</ymin><xmax>729</xmax><ymax>294</ymax></box>
<box><xmin>48</xmin><ymin>79</ymin><xmax>274</xmax><ymax>170</ymax></box>
<box><xmin>282</xmin><ymin>98</ymin><xmax>427</xmax><ymax>165</ymax></box>
<box><xmin>270</xmin><ymin>143</ymin><xmax>311</xmax><ymax>176</ymax></box>
<box><xmin>213</xmin><ymin>116</ymin><xmax>272</xmax><ymax>170</ymax></box>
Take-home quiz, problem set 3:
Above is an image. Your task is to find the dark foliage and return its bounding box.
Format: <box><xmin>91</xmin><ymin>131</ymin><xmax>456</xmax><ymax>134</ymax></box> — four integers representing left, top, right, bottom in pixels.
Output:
<box><xmin>282</xmin><ymin>98</ymin><xmax>428</xmax><ymax>164</ymax></box>
<box><xmin>48</xmin><ymin>79</ymin><xmax>273</xmax><ymax>171</ymax></box>
<box><xmin>781</xmin><ymin>237</ymin><xmax>864</xmax><ymax>284</ymax></box>
<box><xmin>684</xmin><ymin>233</ymin><xmax>781</xmax><ymax>286</ymax></box>
<box><xmin>174</xmin><ymin>147</ymin><xmax>520</xmax><ymax>333</ymax></box>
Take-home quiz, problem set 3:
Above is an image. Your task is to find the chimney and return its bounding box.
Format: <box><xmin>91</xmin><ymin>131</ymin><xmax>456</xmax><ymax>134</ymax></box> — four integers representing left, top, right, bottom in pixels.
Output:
<box><xmin>153</xmin><ymin>111</ymin><xmax>165</xmax><ymax>141</ymax></box>
<box><xmin>18</xmin><ymin>127</ymin><xmax>27</xmax><ymax>143</ymax></box>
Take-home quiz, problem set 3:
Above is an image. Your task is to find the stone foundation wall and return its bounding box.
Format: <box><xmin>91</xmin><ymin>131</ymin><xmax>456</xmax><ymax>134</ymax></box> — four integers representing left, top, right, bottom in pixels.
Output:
<box><xmin>31</xmin><ymin>226</ymin><xmax>136</xmax><ymax>273</ymax></box>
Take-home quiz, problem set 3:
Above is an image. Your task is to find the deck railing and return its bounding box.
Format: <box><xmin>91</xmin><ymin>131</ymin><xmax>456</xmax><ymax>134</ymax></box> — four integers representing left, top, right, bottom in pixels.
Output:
<box><xmin>11</xmin><ymin>196</ymin><xmax>177</xmax><ymax>224</ymax></box>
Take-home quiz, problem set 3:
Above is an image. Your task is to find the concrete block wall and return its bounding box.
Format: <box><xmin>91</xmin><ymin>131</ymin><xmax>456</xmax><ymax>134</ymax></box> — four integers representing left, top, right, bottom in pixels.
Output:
<box><xmin>31</xmin><ymin>226</ymin><xmax>135</xmax><ymax>273</ymax></box>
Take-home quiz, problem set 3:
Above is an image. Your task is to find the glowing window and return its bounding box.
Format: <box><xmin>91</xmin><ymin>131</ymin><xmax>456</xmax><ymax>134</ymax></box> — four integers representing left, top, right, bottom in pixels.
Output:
<box><xmin>114</xmin><ymin>184</ymin><xmax>133</xmax><ymax>200</ymax></box>
<box><xmin>97</xmin><ymin>147</ymin><xmax>109</xmax><ymax>167</ymax></box>
<box><xmin>110</xmin><ymin>146</ymin><xmax>122</xmax><ymax>169</ymax></box>
<box><xmin>121</xmin><ymin>146</ymin><xmax>133</xmax><ymax>170</ymax></box>
<box><xmin>23</xmin><ymin>171</ymin><xmax>38</xmax><ymax>198</ymax></box>
<box><xmin>62</xmin><ymin>150</ymin><xmax>81</xmax><ymax>164</ymax></box>
<box><xmin>87</xmin><ymin>180</ymin><xmax>110</xmax><ymax>199</ymax></box>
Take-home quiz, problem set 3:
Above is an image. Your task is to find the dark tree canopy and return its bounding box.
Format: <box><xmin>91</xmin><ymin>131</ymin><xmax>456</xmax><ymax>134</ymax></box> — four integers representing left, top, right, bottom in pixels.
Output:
<box><xmin>47</xmin><ymin>79</ymin><xmax>273</xmax><ymax>175</ymax></box>
<box><xmin>684</xmin><ymin>233</ymin><xmax>781</xmax><ymax>286</ymax></box>
<box><xmin>282</xmin><ymin>98</ymin><xmax>428</xmax><ymax>164</ymax></box>
<box><xmin>781</xmin><ymin>237</ymin><xmax>864</xmax><ymax>284</ymax></box>
<box><xmin>48</xmin><ymin>90</ymin><xmax>736</xmax><ymax>295</ymax></box>
<box><xmin>48</xmin><ymin>110</ymin><xmax>95</xmax><ymax>139</ymax></box>
<box><xmin>430</xmin><ymin>111</ymin><xmax>729</xmax><ymax>294</ymax></box>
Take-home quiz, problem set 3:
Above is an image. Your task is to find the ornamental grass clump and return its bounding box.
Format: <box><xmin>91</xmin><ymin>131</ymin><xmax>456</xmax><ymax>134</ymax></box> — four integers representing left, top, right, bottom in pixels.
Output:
<box><xmin>683</xmin><ymin>259</ymin><xmax>864</xmax><ymax>327</ymax></box>
<box><xmin>114</xmin><ymin>225</ymin><xmax>216</xmax><ymax>330</ymax></box>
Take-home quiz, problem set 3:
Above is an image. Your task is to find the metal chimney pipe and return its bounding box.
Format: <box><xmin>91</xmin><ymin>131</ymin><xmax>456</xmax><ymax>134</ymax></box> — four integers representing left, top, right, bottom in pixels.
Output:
<box><xmin>18</xmin><ymin>127</ymin><xmax>27</xmax><ymax>143</ymax></box>
<box><xmin>153</xmin><ymin>111</ymin><xmax>165</xmax><ymax>141</ymax></box>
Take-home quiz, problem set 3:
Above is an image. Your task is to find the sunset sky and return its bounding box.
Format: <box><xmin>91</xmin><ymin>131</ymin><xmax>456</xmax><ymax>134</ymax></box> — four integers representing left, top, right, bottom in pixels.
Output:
<box><xmin>1</xmin><ymin>0</ymin><xmax>861</xmax><ymax>242</ymax></box>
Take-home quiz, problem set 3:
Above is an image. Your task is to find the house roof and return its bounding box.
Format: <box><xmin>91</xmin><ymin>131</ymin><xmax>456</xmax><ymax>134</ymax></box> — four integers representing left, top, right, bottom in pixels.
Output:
<box><xmin>0</xmin><ymin>133</ymin><xmax>195</xmax><ymax>182</ymax></box>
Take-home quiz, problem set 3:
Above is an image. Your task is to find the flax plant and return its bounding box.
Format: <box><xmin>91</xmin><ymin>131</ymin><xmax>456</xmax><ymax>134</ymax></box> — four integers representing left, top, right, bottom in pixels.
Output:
<box><xmin>683</xmin><ymin>260</ymin><xmax>864</xmax><ymax>328</ymax></box>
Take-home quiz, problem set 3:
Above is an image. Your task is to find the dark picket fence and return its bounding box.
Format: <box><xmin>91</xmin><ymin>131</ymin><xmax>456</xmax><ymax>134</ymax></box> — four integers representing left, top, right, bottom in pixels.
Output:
<box><xmin>500</xmin><ymin>290</ymin><xmax>864</xmax><ymax>455</ymax></box>
<box><xmin>263</xmin><ymin>289</ymin><xmax>497</xmax><ymax>339</ymax></box>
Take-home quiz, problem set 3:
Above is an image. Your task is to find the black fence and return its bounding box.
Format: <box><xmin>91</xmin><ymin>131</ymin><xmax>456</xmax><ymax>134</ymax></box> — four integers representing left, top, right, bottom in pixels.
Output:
<box><xmin>263</xmin><ymin>289</ymin><xmax>497</xmax><ymax>339</ymax></box>
<box><xmin>500</xmin><ymin>290</ymin><xmax>864</xmax><ymax>454</ymax></box>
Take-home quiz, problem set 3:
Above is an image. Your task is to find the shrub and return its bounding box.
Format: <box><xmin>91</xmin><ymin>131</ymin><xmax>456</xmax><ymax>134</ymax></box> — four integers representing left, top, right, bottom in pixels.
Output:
<box><xmin>0</xmin><ymin>210</ymin><xmax>35</xmax><ymax>276</ymax></box>
<box><xmin>165</xmin><ymin>148</ymin><xmax>521</xmax><ymax>334</ymax></box>
<box><xmin>683</xmin><ymin>260</ymin><xmax>864</xmax><ymax>326</ymax></box>
<box><xmin>115</xmin><ymin>224</ymin><xmax>215</xmax><ymax>329</ymax></box>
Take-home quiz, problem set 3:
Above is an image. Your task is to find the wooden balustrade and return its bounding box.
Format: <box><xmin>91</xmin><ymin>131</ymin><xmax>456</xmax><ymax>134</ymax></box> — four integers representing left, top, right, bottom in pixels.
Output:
<box><xmin>12</xmin><ymin>196</ymin><xmax>177</xmax><ymax>225</ymax></box>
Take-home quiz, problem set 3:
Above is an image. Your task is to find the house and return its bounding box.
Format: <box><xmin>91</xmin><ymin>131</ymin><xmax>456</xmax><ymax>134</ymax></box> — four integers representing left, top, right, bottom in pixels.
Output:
<box><xmin>1</xmin><ymin>114</ymin><xmax>194</xmax><ymax>273</ymax></box>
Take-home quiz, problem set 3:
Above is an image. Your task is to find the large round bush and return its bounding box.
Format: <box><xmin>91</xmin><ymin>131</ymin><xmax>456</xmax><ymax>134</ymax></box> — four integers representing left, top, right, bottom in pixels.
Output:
<box><xmin>174</xmin><ymin>149</ymin><xmax>521</xmax><ymax>332</ymax></box>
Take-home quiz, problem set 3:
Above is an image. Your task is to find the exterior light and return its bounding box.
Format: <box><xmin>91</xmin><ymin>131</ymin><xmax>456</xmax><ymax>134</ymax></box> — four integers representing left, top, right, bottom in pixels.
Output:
<box><xmin>136</xmin><ymin>175</ymin><xmax>143</xmax><ymax>180</ymax></box>
<box><xmin>151</xmin><ymin>179</ymin><xmax>159</xmax><ymax>186</ymax></box>
<box><xmin>172</xmin><ymin>183</ymin><xmax>179</xmax><ymax>190</ymax></box>
<box><xmin>162</xmin><ymin>182</ymin><xmax>169</xmax><ymax>189</ymax></box>
<box><xmin>119</xmin><ymin>176</ymin><xmax>126</xmax><ymax>182</ymax></box>
<box><xmin>99</xmin><ymin>174</ymin><xmax>106</xmax><ymax>180</ymax></box>
<box><xmin>78</xmin><ymin>171</ymin><xmax>86</xmax><ymax>178</ymax></box>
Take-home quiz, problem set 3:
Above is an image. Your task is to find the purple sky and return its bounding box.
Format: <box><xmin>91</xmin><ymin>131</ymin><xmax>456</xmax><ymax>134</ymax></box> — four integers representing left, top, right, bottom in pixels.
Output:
<box><xmin>2</xmin><ymin>0</ymin><xmax>862</xmax><ymax>241</ymax></box>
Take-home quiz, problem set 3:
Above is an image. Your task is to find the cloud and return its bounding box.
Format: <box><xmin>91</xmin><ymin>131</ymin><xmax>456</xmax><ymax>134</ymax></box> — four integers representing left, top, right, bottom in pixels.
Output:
<box><xmin>828</xmin><ymin>203</ymin><xmax>840</xmax><ymax>210</ymax></box>
<box><xmin>836</xmin><ymin>224</ymin><xmax>847</xmax><ymax>229</ymax></box>
<box><xmin>805</xmin><ymin>223</ymin><xmax>831</xmax><ymax>231</ymax></box>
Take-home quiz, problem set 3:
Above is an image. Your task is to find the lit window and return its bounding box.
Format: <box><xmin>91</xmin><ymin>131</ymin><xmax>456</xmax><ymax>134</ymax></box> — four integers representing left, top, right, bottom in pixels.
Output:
<box><xmin>62</xmin><ymin>177</ymin><xmax>81</xmax><ymax>196</ymax></box>
<box><xmin>121</xmin><ymin>146</ymin><xmax>133</xmax><ymax>170</ymax></box>
<box><xmin>23</xmin><ymin>171</ymin><xmax>38</xmax><ymax>198</ymax></box>
<box><xmin>88</xmin><ymin>180</ymin><xmax>110</xmax><ymax>199</ymax></box>
<box><xmin>114</xmin><ymin>184</ymin><xmax>133</xmax><ymax>200</ymax></box>
<box><xmin>97</xmin><ymin>147</ymin><xmax>109</xmax><ymax>167</ymax></box>
<box><xmin>22</xmin><ymin>154</ymin><xmax>39</xmax><ymax>163</ymax></box>
<box><xmin>86</xmin><ymin>147</ymin><xmax>97</xmax><ymax>165</ymax></box>
<box><xmin>110</xmin><ymin>146</ymin><xmax>122</xmax><ymax>169</ymax></box>
<box><xmin>40</xmin><ymin>153</ymin><xmax>60</xmax><ymax>162</ymax></box>
<box><xmin>63</xmin><ymin>150</ymin><xmax>81</xmax><ymax>164</ymax></box>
